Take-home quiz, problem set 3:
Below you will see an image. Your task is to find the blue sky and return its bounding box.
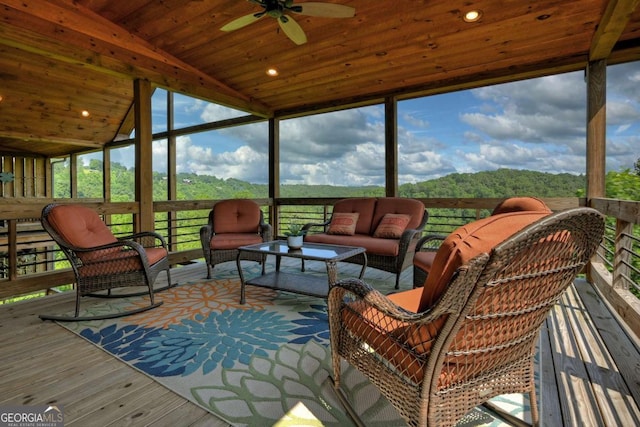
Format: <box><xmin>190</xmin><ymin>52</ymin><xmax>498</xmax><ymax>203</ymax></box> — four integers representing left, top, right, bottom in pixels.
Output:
<box><xmin>106</xmin><ymin>61</ymin><xmax>640</xmax><ymax>186</ymax></box>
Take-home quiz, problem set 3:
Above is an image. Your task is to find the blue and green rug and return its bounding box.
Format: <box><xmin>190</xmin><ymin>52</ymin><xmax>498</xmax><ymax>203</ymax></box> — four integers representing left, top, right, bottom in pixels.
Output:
<box><xmin>59</xmin><ymin>261</ymin><xmax>531</xmax><ymax>426</ymax></box>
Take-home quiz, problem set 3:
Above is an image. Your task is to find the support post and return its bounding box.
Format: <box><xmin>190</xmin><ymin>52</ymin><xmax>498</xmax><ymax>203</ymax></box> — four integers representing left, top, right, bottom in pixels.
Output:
<box><xmin>385</xmin><ymin>97</ymin><xmax>398</xmax><ymax>197</ymax></box>
<box><xmin>134</xmin><ymin>79</ymin><xmax>154</xmax><ymax>232</ymax></box>
<box><xmin>269</xmin><ymin>118</ymin><xmax>280</xmax><ymax>235</ymax></box>
<box><xmin>586</xmin><ymin>60</ymin><xmax>606</xmax><ymax>199</ymax></box>
<box><xmin>586</xmin><ymin>59</ymin><xmax>607</xmax><ymax>284</ymax></box>
<box><xmin>168</xmin><ymin>91</ymin><xmax>178</xmax><ymax>250</ymax></box>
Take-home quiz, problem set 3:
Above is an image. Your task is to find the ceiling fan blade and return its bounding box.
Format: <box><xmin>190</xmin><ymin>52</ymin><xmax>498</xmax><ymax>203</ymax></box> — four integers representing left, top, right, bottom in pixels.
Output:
<box><xmin>220</xmin><ymin>13</ymin><xmax>264</xmax><ymax>32</ymax></box>
<box><xmin>278</xmin><ymin>15</ymin><xmax>307</xmax><ymax>45</ymax></box>
<box><xmin>292</xmin><ymin>2</ymin><xmax>355</xmax><ymax>18</ymax></box>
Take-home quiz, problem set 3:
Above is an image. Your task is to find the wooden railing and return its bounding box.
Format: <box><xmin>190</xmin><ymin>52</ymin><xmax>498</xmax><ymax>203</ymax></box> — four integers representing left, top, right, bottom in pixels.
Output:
<box><xmin>0</xmin><ymin>196</ymin><xmax>638</xmax><ymax>339</ymax></box>
<box><xmin>589</xmin><ymin>198</ymin><xmax>640</xmax><ymax>336</ymax></box>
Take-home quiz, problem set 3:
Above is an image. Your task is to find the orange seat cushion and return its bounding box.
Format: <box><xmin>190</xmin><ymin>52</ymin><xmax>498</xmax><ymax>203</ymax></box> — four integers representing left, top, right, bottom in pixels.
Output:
<box><xmin>78</xmin><ymin>246</ymin><xmax>167</xmax><ymax>277</ymax></box>
<box><xmin>210</xmin><ymin>233</ymin><xmax>263</xmax><ymax>250</ymax></box>
<box><xmin>304</xmin><ymin>233</ymin><xmax>400</xmax><ymax>256</ymax></box>
<box><xmin>341</xmin><ymin>288</ymin><xmax>439</xmax><ymax>383</ymax></box>
<box><xmin>213</xmin><ymin>199</ymin><xmax>261</xmax><ymax>234</ymax></box>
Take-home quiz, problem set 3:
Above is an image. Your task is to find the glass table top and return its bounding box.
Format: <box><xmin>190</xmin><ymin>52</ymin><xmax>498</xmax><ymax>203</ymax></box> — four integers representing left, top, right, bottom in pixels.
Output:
<box><xmin>239</xmin><ymin>240</ymin><xmax>365</xmax><ymax>261</ymax></box>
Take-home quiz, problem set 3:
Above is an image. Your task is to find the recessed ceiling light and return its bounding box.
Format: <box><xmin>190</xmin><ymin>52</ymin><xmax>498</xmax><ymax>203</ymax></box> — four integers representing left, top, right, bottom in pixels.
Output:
<box><xmin>266</xmin><ymin>68</ymin><xmax>279</xmax><ymax>77</ymax></box>
<box><xmin>81</xmin><ymin>110</ymin><xmax>90</xmax><ymax>117</ymax></box>
<box><xmin>463</xmin><ymin>10</ymin><xmax>482</xmax><ymax>22</ymax></box>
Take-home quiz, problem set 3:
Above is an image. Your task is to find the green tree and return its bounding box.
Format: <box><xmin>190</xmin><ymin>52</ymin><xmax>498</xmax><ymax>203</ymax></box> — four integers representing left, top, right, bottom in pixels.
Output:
<box><xmin>606</xmin><ymin>169</ymin><xmax>640</xmax><ymax>201</ymax></box>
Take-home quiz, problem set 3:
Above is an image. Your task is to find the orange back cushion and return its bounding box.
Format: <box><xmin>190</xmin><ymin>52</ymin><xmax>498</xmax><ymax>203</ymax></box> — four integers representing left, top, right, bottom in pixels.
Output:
<box><xmin>371</xmin><ymin>197</ymin><xmax>424</xmax><ymax>234</ymax></box>
<box><xmin>491</xmin><ymin>197</ymin><xmax>551</xmax><ymax>215</ymax></box>
<box><xmin>213</xmin><ymin>199</ymin><xmax>261</xmax><ymax>234</ymax></box>
<box><xmin>332</xmin><ymin>198</ymin><xmax>377</xmax><ymax>235</ymax></box>
<box><xmin>419</xmin><ymin>211</ymin><xmax>550</xmax><ymax>311</ymax></box>
<box><xmin>46</xmin><ymin>205</ymin><xmax>117</xmax><ymax>248</ymax></box>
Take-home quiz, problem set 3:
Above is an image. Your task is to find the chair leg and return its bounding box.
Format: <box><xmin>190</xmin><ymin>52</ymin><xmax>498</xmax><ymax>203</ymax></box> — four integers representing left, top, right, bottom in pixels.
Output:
<box><xmin>328</xmin><ymin>376</ymin><xmax>366</xmax><ymax>427</ymax></box>
<box><xmin>165</xmin><ymin>267</ymin><xmax>175</xmax><ymax>289</ymax></box>
<box><xmin>150</xmin><ymin>267</ymin><xmax>176</xmax><ymax>293</ymax></box>
<box><xmin>481</xmin><ymin>401</ymin><xmax>532</xmax><ymax>427</ymax></box>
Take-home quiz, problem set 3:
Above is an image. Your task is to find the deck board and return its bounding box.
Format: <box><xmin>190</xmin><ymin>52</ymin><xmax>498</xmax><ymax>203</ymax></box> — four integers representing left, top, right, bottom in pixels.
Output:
<box><xmin>0</xmin><ymin>260</ymin><xmax>638</xmax><ymax>426</ymax></box>
<box><xmin>538</xmin><ymin>324</ymin><xmax>563</xmax><ymax>425</ymax></box>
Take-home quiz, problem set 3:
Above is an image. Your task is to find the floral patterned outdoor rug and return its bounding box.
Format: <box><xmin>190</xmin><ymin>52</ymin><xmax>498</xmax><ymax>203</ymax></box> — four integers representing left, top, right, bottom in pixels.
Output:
<box><xmin>58</xmin><ymin>261</ymin><xmax>530</xmax><ymax>426</ymax></box>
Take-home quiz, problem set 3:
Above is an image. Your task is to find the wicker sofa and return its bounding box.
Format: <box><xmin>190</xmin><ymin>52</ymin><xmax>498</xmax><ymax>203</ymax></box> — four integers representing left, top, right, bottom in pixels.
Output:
<box><xmin>302</xmin><ymin>197</ymin><xmax>427</xmax><ymax>288</ymax></box>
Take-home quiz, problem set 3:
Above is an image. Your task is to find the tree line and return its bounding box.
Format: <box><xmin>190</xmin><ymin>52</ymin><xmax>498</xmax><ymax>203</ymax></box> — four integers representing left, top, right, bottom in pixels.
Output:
<box><xmin>59</xmin><ymin>160</ymin><xmax>640</xmax><ymax>201</ymax></box>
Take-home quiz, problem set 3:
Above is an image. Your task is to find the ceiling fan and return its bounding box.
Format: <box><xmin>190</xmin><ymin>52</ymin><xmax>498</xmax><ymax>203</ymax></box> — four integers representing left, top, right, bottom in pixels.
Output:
<box><xmin>221</xmin><ymin>0</ymin><xmax>355</xmax><ymax>45</ymax></box>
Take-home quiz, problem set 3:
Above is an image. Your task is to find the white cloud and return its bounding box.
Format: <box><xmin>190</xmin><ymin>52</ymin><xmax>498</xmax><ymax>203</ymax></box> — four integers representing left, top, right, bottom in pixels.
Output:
<box><xmin>145</xmin><ymin>62</ymin><xmax>640</xmax><ymax>185</ymax></box>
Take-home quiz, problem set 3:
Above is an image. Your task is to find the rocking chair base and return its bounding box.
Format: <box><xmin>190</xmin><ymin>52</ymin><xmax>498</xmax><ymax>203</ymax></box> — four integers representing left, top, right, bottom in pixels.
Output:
<box><xmin>39</xmin><ymin>301</ymin><xmax>163</xmax><ymax>322</ymax></box>
<box><xmin>86</xmin><ymin>282</ymin><xmax>178</xmax><ymax>299</ymax></box>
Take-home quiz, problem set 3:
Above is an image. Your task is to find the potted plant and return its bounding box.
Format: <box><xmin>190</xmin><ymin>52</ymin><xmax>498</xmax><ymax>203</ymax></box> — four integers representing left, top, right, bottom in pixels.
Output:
<box><xmin>284</xmin><ymin>221</ymin><xmax>306</xmax><ymax>249</ymax></box>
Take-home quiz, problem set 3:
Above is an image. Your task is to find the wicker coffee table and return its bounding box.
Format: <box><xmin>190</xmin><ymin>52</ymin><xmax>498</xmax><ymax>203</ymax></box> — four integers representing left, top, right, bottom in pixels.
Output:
<box><xmin>236</xmin><ymin>240</ymin><xmax>366</xmax><ymax>304</ymax></box>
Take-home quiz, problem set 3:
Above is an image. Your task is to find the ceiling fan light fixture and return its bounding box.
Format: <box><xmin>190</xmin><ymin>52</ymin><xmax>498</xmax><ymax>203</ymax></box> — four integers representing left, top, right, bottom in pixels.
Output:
<box><xmin>221</xmin><ymin>1</ymin><xmax>355</xmax><ymax>45</ymax></box>
<box><xmin>463</xmin><ymin>10</ymin><xmax>482</xmax><ymax>23</ymax></box>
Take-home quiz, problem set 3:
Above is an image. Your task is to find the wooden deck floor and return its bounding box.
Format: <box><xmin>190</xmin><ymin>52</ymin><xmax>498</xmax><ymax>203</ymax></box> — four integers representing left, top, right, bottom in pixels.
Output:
<box><xmin>1</xmin><ymin>260</ymin><xmax>639</xmax><ymax>426</ymax></box>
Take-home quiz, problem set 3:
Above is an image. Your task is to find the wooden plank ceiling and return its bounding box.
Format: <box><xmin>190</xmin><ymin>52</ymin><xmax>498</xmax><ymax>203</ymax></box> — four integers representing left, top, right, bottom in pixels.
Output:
<box><xmin>0</xmin><ymin>0</ymin><xmax>639</xmax><ymax>158</ymax></box>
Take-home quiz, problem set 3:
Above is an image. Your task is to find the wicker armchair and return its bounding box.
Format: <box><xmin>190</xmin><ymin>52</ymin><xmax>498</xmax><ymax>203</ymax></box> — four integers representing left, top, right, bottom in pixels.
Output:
<box><xmin>413</xmin><ymin>197</ymin><xmax>552</xmax><ymax>288</ymax></box>
<box><xmin>40</xmin><ymin>203</ymin><xmax>173</xmax><ymax>321</ymax></box>
<box><xmin>328</xmin><ymin>207</ymin><xmax>604</xmax><ymax>427</ymax></box>
<box><xmin>200</xmin><ymin>199</ymin><xmax>272</xmax><ymax>279</ymax></box>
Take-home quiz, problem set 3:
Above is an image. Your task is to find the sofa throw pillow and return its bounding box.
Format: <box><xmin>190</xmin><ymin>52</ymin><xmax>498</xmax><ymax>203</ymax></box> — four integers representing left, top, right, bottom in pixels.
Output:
<box><xmin>373</xmin><ymin>213</ymin><xmax>411</xmax><ymax>239</ymax></box>
<box><xmin>327</xmin><ymin>212</ymin><xmax>360</xmax><ymax>235</ymax></box>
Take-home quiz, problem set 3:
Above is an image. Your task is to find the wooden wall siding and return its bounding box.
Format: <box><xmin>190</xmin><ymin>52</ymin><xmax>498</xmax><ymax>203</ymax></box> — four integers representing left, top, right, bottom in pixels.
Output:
<box><xmin>0</xmin><ymin>156</ymin><xmax>47</xmax><ymax>198</ymax></box>
<box><xmin>0</xmin><ymin>155</ymin><xmax>49</xmax><ymax>282</ymax></box>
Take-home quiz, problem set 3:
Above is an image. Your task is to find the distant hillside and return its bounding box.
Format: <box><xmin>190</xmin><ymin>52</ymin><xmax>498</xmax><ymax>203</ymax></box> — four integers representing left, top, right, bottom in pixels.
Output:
<box><xmin>399</xmin><ymin>169</ymin><xmax>586</xmax><ymax>198</ymax></box>
<box><xmin>63</xmin><ymin>163</ymin><xmax>589</xmax><ymax>200</ymax></box>
<box><xmin>170</xmin><ymin>169</ymin><xmax>585</xmax><ymax>200</ymax></box>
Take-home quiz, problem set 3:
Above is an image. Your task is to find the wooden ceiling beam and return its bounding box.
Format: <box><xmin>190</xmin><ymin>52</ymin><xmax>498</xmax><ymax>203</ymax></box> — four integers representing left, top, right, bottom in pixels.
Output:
<box><xmin>590</xmin><ymin>0</ymin><xmax>640</xmax><ymax>60</ymax></box>
<box><xmin>0</xmin><ymin>131</ymin><xmax>104</xmax><ymax>149</ymax></box>
<box><xmin>0</xmin><ymin>0</ymin><xmax>272</xmax><ymax>117</ymax></box>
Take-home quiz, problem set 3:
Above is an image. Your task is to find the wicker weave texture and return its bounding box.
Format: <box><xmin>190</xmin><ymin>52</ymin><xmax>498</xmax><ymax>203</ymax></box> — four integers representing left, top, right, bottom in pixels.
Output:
<box><xmin>328</xmin><ymin>207</ymin><xmax>605</xmax><ymax>427</ymax></box>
